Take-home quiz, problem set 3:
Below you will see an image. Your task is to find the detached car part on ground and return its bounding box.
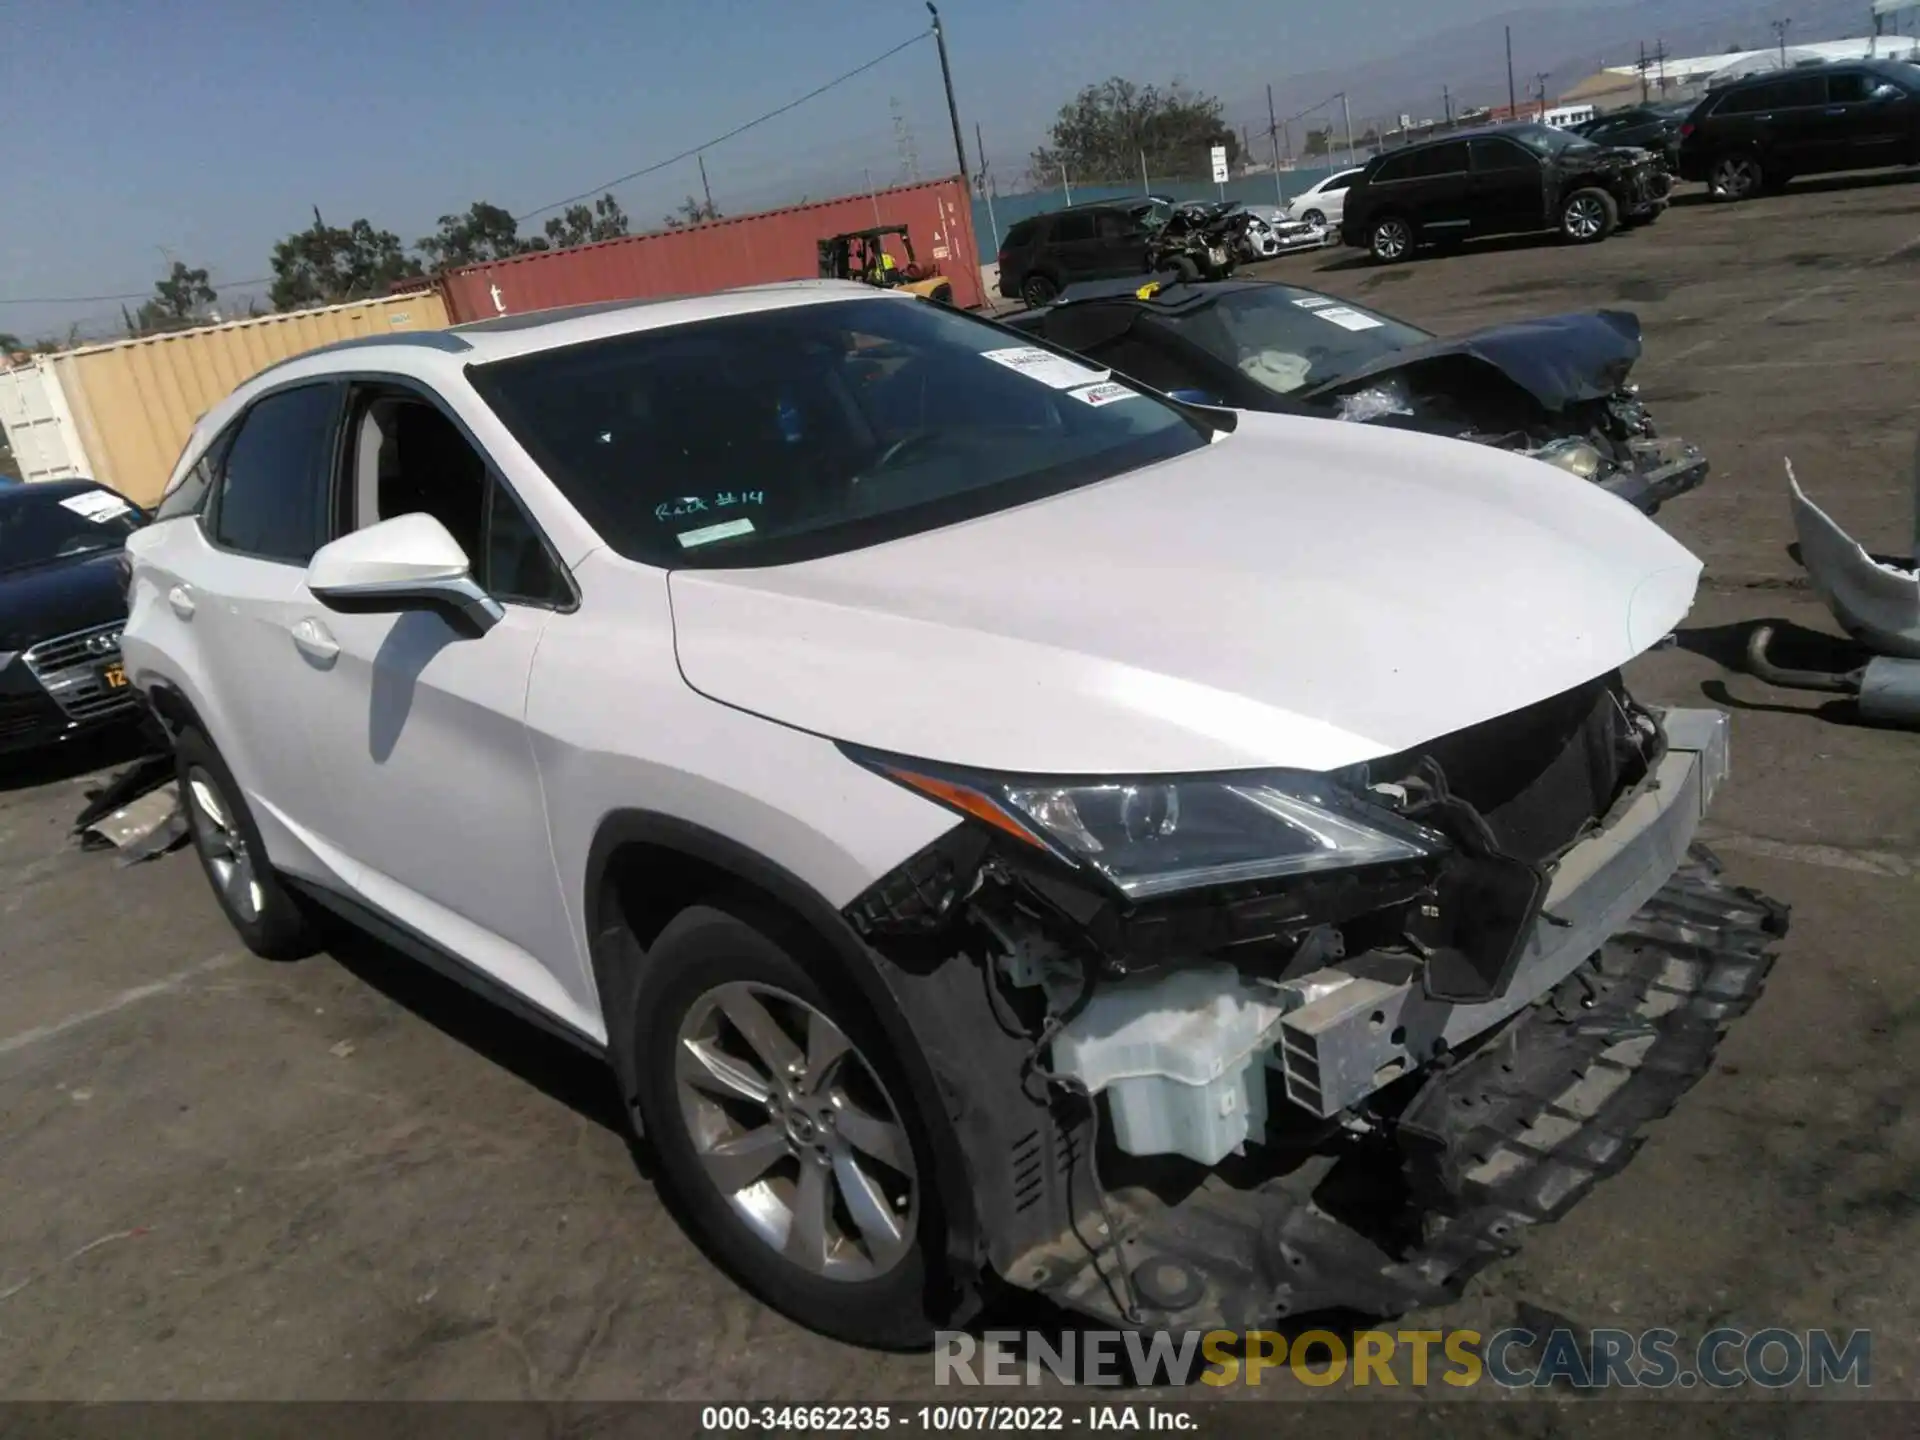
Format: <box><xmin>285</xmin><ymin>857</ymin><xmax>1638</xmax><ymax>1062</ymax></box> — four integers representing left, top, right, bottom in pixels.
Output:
<box><xmin>1342</xmin><ymin>123</ymin><xmax>1671</xmax><ymax>263</ymax></box>
<box><xmin>0</xmin><ymin>478</ymin><xmax>146</xmax><ymax>755</ymax></box>
<box><xmin>1748</xmin><ymin>453</ymin><xmax>1920</xmax><ymax>726</ymax></box>
<box><xmin>121</xmin><ymin>284</ymin><xmax>1781</xmax><ymax>1346</ymax></box>
<box><xmin>1008</xmin><ymin>277</ymin><xmax>1707</xmax><ymax>514</ymax></box>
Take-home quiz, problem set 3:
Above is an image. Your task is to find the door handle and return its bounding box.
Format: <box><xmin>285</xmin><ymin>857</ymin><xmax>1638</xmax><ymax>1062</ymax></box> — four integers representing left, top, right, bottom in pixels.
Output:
<box><xmin>291</xmin><ymin>618</ymin><xmax>340</xmax><ymax>664</ymax></box>
<box><xmin>167</xmin><ymin>584</ymin><xmax>196</xmax><ymax>619</ymax></box>
<box><xmin>1825</xmin><ymin>107</ymin><xmax>1847</xmax><ymax>116</ymax></box>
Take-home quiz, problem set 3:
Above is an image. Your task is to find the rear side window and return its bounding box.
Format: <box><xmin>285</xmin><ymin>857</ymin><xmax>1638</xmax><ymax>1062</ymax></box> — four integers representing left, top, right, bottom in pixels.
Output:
<box><xmin>210</xmin><ymin>384</ymin><xmax>340</xmax><ymax>564</ymax></box>
<box><xmin>1096</xmin><ymin>211</ymin><xmax>1136</xmax><ymax>239</ymax></box>
<box><xmin>1372</xmin><ymin>152</ymin><xmax>1413</xmax><ymax>183</ymax></box>
<box><xmin>1409</xmin><ymin>141</ymin><xmax>1471</xmax><ymax>177</ymax></box>
<box><xmin>1471</xmin><ymin>138</ymin><xmax>1536</xmax><ymax>173</ymax></box>
<box><xmin>1003</xmin><ymin>219</ymin><xmax>1039</xmax><ymax>249</ymax></box>
<box><xmin>1052</xmin><ymin>211</ymin><xmax>1095</xmax><ymax>243</ymax></box>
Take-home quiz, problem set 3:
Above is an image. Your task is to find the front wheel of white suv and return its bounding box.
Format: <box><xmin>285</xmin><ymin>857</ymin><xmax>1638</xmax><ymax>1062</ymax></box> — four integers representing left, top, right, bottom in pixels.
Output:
<box><xmin>624</xmin><ymin>903</ymin><xmax>948</xmax><ymax>1348</ymax></box>
<box><xmin>174</xmin><ymin>726</ymin><xmax>317</xmax><ymax>960</ymax></box>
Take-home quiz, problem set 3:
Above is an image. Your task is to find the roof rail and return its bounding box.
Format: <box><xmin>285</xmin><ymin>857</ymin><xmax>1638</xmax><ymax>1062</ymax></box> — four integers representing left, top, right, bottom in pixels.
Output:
<box><xmin>253</xmin><ymin>329</ymin><xmax>472</xmax><ymax>379</ymax></box>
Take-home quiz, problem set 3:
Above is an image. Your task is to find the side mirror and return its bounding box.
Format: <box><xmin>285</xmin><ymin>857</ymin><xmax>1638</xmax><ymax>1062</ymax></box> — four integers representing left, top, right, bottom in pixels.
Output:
<box><xmin>307</xmin><ymin>512</ymin><xmax>504</xmax><ymax>638</ymax></box>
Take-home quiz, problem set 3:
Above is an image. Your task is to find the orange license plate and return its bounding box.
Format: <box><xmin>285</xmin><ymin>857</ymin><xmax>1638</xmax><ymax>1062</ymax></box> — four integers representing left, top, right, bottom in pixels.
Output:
<box><xmin>100</xmin><ymin>663</ymin><xmax>127</xmax><ymax>689</ymax></box>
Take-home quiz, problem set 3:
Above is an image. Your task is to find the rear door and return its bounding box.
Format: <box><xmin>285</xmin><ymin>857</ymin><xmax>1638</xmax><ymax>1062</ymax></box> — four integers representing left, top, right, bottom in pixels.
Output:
<box><xmin>1094</xmin><ymin>208</ymin><xmax>1151</xmax><ymax>275</ymax></box>
<box><xmin>1046</xmin><ymin>209</ymin><xmax>1103</xmax><ymax>282</ymax></box>
<box><xmin>134</xmin><ymin>382</ymin><xmax>344</xmax><ymax>883</ymax></box>
<box><xmin>1401</xmin><ymin>140</ymin><xmax>1474</xmax><ymax>238</ymax></box>
<box><xmin>1745</xmin><ymin>75</ymin><xmax>1840</xmax><ymax>173</ymax></box>
<box><xmin>1469</xmin><ymin>137</ymin><xmax>1548</xmax><ymax>233</ymax></box>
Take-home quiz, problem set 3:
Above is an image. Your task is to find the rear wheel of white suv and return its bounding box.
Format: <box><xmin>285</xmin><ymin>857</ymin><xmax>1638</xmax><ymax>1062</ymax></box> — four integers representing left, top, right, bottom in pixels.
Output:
<box><xmin>174</xmin><ymin>727</ymin><xmax>317</xmax><ymax>961</ymax></box>
<box><xmin>626</xmin><ymin>903</ymin><xmax>945</xmax><ymax>1348</ymax></box>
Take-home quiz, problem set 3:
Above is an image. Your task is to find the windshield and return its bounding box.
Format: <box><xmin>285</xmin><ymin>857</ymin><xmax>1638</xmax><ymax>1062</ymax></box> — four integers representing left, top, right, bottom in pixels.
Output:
<box><xmin>469</xmin><ymin>295</ymin><xmax>1207</xmax><ymax>568</ymax></box>
<box><xmin>1508</xmin><ymin>124</ymin><xmax>1601</xmax><ymax>157</ymax></box>
<box><xmin>0</xmin><ymin>487</ymin><xmax>141</xmax><ymax>573</ymax></box>
<box><xmin>1161</xmin><ymin>287</ymin><xmax>1431</xmax><ymax>396</ymax></box>
<box><xmin>1127</xmin><ymin>199</ymin><xmax>1172</xmax><ymax>229</ymax></box>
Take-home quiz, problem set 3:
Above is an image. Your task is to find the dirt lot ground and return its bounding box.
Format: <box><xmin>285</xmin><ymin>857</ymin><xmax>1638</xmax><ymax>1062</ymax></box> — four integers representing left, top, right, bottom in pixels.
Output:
<box><xmin>4</xmin><ymin>174</ymin><xmax>1920</xmax><ymax>1409</ymax></box>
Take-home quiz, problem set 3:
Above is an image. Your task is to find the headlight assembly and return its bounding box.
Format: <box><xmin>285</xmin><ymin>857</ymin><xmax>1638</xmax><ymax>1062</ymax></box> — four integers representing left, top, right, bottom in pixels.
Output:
<box><xmin>853</xmin><ymin>753</ymin><xmax>1446</xmax><ymax>901</ymax></box>
<box><xmin>1529</xmin><ymin>437</ymin><xmax>1607</xmax><ymax>480</ymax></box>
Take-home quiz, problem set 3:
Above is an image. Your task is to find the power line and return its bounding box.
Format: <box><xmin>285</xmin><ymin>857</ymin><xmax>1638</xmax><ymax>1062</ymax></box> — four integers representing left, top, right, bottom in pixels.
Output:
<box><xmin>4</xmin><ymin>32</ymin><xmax>934</xmax><ymax>309</ymax></box>
<box><xmin>514</xmin><ymin>29</ymin><xmax>933</xmax><ymax>222</ymax></box>
<box><xmin>0</xmin><ymin>275</ymin><xmax>273</xmax><ymax>307</ymax></box>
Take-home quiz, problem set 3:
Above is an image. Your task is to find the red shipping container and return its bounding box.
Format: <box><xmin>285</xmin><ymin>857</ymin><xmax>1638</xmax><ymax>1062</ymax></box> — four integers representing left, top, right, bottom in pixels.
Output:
<box><xmin>438</xmin><ymin>177</ymin><xmax>984</xmax><ymax>323</ymax></box>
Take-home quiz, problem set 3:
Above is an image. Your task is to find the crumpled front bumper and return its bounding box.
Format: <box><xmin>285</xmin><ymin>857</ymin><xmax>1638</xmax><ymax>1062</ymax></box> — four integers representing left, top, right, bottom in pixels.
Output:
<box><xmin>1279</xmin><ymin>707</ymin><xmax>1730</xmax><ymax>1117</ymax></box>
<box><xmin>1598</xmin><ymin>438</ymin><xmax>1709</xmax><ymax>514</ymax></box>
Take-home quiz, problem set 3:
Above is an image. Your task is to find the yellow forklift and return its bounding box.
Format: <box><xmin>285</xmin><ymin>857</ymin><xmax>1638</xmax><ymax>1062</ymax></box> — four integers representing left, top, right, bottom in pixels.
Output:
<box><xmin>816</xmin><ymin>225</ymin><xmax>954</xmax><ymax>304</ymax></box>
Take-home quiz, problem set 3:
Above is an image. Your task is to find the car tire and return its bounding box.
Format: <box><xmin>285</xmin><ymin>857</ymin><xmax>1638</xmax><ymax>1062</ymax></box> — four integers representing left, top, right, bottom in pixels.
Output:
<box><xmin>627</xmin><ymin>903</ymin><xmax>948</xmax><ymax>1349</ymax></box>
<box><xmin>1560</xmin><ymin>187</ymin><xmax>1619</xmax><ymax>244</ymax></box>
<box><xmin>1303</xmin><ymin>208</ymin><xmax>1326</xmax><ymax>227</ymax></box>
<box><xmin>1708</xmin><ymin>153</ymin><xmax>1766</xmax><ymax>201</ymax></box>
<box><xmin>1169</xmin><ymin>255</ymin><xmax>1200</xmax><ymax>284</ymax></box>
<box><xmin>1020</xmin><ymin>273</ymin><xmax>1058</xmax><ymax>308</ymax></box>
<box><xmin>1369</xmin><ymin>215</ymin><xmax>1413</xmax><ymax>263</ymax></box>
<box><xmin>174</xmin><ymin>726</ymin><xmax>317</xmax><ymax>961</ymax></box>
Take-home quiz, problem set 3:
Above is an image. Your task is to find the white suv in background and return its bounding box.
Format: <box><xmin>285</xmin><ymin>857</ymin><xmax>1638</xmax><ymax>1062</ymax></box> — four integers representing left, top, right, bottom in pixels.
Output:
<box><xmin>121</xmin><ymin>281</ymin><xmax>1781</xmax><ymax>1346</ymax></box>
<box><xmin>1285</xmin><ymin>166</ymin><xmax>1366</xmax><ymax>228</ymax></box>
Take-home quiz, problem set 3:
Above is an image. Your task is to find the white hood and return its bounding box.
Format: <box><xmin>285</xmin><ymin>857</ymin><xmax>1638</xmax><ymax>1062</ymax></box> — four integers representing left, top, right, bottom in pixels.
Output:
<box><xmin>668</xmin><ymin>412</ymin><xmax>1700</xmax><ymax>776</ymax></box>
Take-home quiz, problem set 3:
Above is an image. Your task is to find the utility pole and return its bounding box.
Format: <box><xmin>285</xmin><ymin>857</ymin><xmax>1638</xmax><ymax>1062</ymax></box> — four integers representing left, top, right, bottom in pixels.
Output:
<box><xmin>975</xmin><ymin>120</ymin><xmax>1000</xmax><ymax>253</ymax></box>
<box><xmin>1443</xmin><ymin>84</ymin><xmax>1453</xmax><ymax>124</ymax></box>
<box><xmin>1341</xmin><ymin>91</ymin><xmax>1355</xmax><ymax>167</ymax></box>
<box><xmin>1267</xmin><ymin>83</ymin><xmax>1284</xmax><ymax>205</ymax></box>
<box><xmin>1534</xmin><ymin>72</ymin><xmax>1551</xmax><ymax>120</ymax></box>
<box><xmin>1141</xmin><ymin>149</ymin><xmax>1150</xmax><ymax>195</ymax></box>
<box><xmin>1506</xmin><ymin>25</ymin><xmax>1518</xmax><ymax>116</ymax></box>
<box><xmin>926</xmin><ymin>5</ymin><xmax>970</xmax><ymax>184</ymax></box>
<box><xmin>1772</xmin><ymin>17</ymin><xmax>1791</xmax><ymax>65</ymax></box>
<box><xmin>1638</xmin><ymin>40</ymin><xmax>1650</xmax><ymax>103</ymax></box>
<box><xmin>698</xmin><ymin>153</ymin><xmax>714</xmax><ymax>216</ymax></box>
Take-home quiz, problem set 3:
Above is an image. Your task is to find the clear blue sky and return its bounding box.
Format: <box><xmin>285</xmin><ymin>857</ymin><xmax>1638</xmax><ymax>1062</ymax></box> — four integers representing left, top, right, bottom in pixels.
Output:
<box><xmin>0</xmin><ymin>0</ymin><xmax>1585</xmax><ymax>341</ymax></box>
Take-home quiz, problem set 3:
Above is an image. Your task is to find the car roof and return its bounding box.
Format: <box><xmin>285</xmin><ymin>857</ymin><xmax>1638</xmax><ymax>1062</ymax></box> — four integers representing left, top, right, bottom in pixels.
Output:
<box><xmin>0</xmin><ymin>477</ymin><xmax>111</xmax><ymax>504</ymax></box>
<box><xmin>1718</xmin><ymin>58</ymin><xmax>1903</xmax><ymax>88</ymax></box>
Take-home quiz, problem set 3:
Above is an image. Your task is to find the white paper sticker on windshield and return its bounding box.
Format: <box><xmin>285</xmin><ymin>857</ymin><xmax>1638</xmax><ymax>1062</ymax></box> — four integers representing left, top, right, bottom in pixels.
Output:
<box><xmin>1312</xmin><ymin>306</ymin><xmax>1384</xmax><ymax>332</ymax></box>
<box><xmin>981</xmin><ymin>346</ymin><xmax>1107</xmax><ymax>389</ymax></box>
<box><xmin>58</xmin><ymin>491</ymin><xmax>132</xmax><ymax>522</ymax></box>
<box><xmin>1292</xmin><ymin>296</ymin><xmax>1337</xmax><ymax>309</ymax></box>
<box><xmin>677</xmin><ymin>518</ymin><xmax>756</xmax><ymax>549</ymax></box>
<box><xmin>1069</xmin><ymin>381</ymin><xmax>1141</xmax><ymax>408</ymax></box>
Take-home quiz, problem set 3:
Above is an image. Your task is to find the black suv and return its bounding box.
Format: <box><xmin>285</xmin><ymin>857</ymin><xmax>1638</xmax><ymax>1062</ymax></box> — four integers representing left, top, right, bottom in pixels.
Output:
<box><xmin>1573</xmin><ymin>101</ymin><xmax>1693</xmax><ymax>168</ymax></box>
<box><xmin>1676</xmin><ymin>60</ymin><xmax>1920</xmax><ymax>200</ymax></box>
<box><xmin>1340</xmin><ymin>123</ymin><xmax>1671</xmax><ymax>262</ymax></box>
<box><xmin>996</xmin><ymin>205</ymin><xmax>1155</xmax><ymax>307</ymax></box>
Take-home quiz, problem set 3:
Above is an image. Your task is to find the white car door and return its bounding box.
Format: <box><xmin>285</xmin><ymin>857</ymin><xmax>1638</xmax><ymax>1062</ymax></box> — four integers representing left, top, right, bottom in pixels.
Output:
<box><xmin>125</xmin><ymin>382</ymin><xmax>344</xmax><ymax>883</ymax></box>
<box><xmin>284</xmin><ymin>386</ymin><xmax>592</xmax><ymax>1036</ymax></box>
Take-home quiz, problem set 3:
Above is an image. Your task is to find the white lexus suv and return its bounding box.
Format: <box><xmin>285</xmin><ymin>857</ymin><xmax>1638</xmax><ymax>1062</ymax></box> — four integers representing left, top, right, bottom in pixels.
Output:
<box><xmin>122</xmin><ymin>281</ymin><xmax>1785</xmax><ymax>1346</ymax></box>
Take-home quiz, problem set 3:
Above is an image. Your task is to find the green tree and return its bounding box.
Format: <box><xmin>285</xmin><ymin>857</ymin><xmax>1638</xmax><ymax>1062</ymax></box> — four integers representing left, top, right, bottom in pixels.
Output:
<box><xmin>662</xmin><ymin>195</ymin><xmax>723</xmax><ymax>230</ymax></box>
<box><xmin>270</xmin><ymin>211</ymin><xmax>423</xmax><ymax>310</ymax></box>
<box><xmin>1303</xmin><ymin>126</ymin><xmax>1332</xmax><ymax>158</ymax></box>
<box><xmin>418</xmin><ymin>201</ymin><xmax>547</xmax><ymax>270</ymax></box>
<box><xmin>543</xmin><ymin>193</ymin><xmax>630</xmax><ymax>248</ymax></box>
<box><xmin>0</xmin><ymin>332</ymin><xmax>20</xmax><ymax>354</ymax></box>
<box><xmin>1029</xmin><ymin>78</ymin><xmax>1238</xmax><ymax>185</ymax></box>
<box><xmin>135</xmin><ymin>261</ymin><xmax>216</xmax><ymax>333</ymax></box>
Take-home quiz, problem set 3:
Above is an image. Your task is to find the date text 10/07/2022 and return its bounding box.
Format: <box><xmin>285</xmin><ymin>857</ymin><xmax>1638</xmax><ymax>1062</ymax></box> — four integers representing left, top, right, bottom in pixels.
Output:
<box><xmin>700</xmin><ymin>1406</ymin><xmax>1193</xmax><ymax>1432</ymax></box>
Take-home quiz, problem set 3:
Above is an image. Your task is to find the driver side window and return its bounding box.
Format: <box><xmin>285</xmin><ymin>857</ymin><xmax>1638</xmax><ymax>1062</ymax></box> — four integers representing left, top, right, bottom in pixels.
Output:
<box><xmin>343</xmin><ymin>390</ymin><xmax>571</xmax><ymax>609</ymax></box>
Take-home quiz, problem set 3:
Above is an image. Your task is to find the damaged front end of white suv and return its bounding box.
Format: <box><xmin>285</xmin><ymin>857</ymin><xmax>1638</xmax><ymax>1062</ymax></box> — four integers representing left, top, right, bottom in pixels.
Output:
<box><xmin>838</xmin><ymin>688</ymin><xmax>1783</xmax><ymax>1330</ymax></box>
<box><xmin>819</xmin><ymin>665</ymin><xmax>1785</xmax><ymax>1331</ymax></box>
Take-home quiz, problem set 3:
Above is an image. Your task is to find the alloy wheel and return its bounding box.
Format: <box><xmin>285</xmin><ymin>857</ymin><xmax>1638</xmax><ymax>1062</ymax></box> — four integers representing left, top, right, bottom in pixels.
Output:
<box><xmin>185</xmin><ymin>766</ymin><xmax>263</xmax><ymax>922</ymax></box>
<box><xmin>1564</xmin><ymin>194</ymin><xmax>1608</xmax><ymax>240</ymax></box>
<box><xmin>1303</xmin><ymin>209</ymin><xmax>1326</xmax><ymax>227</ymax></box>
<box><xmin>1711</xmin><ymin>155</ymin><xmax>1761</xmax><ymax>200</ymax></box>
<box><xmin>674</xmin><ymin>982</ymin><xmax>917</xmax><ymax>1282</ymax></box>
<box><xmin>1372</xmin><ymin>218</ymin><xmax>1410</xmax><ymax>260</ymax></box>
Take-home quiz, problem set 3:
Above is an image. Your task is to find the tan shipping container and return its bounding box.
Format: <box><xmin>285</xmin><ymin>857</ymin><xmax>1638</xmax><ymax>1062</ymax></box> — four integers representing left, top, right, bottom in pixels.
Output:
<box><xmin>22</xmin><ymin>290</ymin><xmax>450</xmax><ymax>506</ymax></box>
